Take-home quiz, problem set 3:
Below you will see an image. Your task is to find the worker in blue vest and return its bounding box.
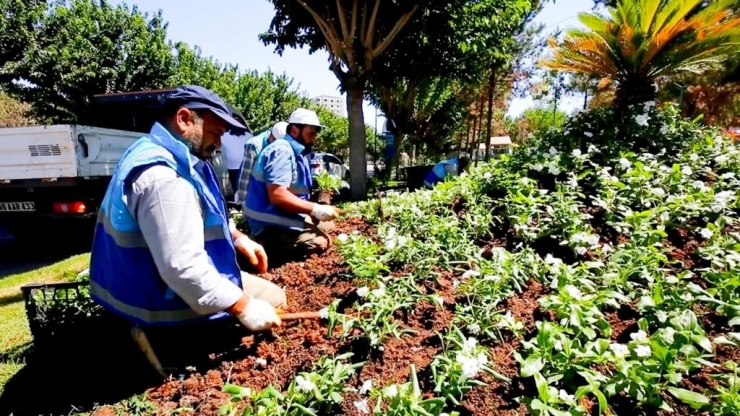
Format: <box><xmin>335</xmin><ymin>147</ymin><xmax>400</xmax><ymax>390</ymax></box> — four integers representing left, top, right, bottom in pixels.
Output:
<box><xmin>244</xmin><ymin>108</ymin><xmax>339</xmax><ymax>262</ymax></box>
<box><xmin>424</xmin><ymin>156</ymin><xmax>471</xmax><ymax>189</ymax></box>
<box><xmin>89</xmin><ymin>86</ymin><xmax>285</xmax><ymax>343</ymax></box>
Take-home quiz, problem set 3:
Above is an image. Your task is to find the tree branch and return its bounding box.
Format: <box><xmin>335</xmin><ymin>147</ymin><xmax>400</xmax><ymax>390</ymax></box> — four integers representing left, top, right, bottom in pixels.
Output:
<box><xmin>364</xmin><ymin>0</ymin><xmax>381</xmax><ymax>49</ymax></box>
<box><xmin>336</xmin><ymin>0</ymin><xmax>350</xmax><ymax>44</ymax></box>
<box><xmin>372</xmin><ymin>4</ymin><xmax>420</xmax><ymax>58</ymax></box>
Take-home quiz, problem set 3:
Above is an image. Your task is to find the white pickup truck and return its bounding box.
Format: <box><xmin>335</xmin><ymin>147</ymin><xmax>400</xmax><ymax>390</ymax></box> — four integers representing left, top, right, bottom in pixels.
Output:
<box><xmin>0</xmin><ymin>124</ymin><xmax>142</xmax><ymax>240</ymax></box>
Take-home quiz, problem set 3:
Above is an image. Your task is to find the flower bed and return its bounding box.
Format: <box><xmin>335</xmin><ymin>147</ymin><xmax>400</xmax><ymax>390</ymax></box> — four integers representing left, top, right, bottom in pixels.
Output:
<box><xmin>146</xmin><ymin>104</ymin><xmax>737</xmax><ymax>415</ymax></box>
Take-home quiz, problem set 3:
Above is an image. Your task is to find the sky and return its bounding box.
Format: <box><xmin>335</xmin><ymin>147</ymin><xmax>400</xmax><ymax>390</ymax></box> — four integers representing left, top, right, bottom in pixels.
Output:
<box><xmin>131</xmin><ymin>0</ymin><xmax>595</xmax><ymax>131</ymax></box>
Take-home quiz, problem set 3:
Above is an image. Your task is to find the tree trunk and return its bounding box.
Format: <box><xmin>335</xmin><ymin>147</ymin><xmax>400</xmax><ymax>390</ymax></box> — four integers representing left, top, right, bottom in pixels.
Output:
<box><xmin>469</xmin><ymin>112</ymin><xmax>479</xmax><ymax>158</ymax></box>
<box><xmin>346</xmin><ymin>82</ymin><xmax>367</xmax><ymax>201</ymax></box>
<box><xmin>474</xmin><ymin>92</ymin><xmax>486</xmax><ymax>167</ymax></box>
<box><xmin>461</xmin><ymin>117</ymin><xmax>471</xmax><ymax>155</ymax></box>
<box><xmin>615</xmin><ymin>76</ymin><xmax>657</xmax><ymax>112</ymax></box>
<box><xmin>484</xmin><ymin>69</ymin><xmax>496</xmax><ymax>163</ymax></box>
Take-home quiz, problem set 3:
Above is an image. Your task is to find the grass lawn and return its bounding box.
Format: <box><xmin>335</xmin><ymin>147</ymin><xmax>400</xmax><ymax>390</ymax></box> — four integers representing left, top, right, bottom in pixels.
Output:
<box><xmin>0</xmin><ymin>253</ymin><xmax>90</xmax><ymax>391</ymax></box>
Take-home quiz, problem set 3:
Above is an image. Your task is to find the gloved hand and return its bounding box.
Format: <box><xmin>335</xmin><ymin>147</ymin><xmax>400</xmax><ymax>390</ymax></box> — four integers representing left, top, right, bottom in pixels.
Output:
<box><xmin>236</xmin><ymin>295</ymin><xmax>281</xmax><ymax>331</ymax></box>
<box><xmin>310</xmin><ymin>203</ymin><xmax>339</xmax><ymax>221</ymax></box>
<box><xmin>235</xmin><ymin>236</ymin><xmax>268</xmax><ymax>274</ymax></box>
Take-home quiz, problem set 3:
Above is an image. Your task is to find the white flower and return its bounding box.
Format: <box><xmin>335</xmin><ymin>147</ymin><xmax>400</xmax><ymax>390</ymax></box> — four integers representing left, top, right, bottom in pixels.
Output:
<box><xmin>295</xmin><ymin>375</ymin><xmax>316</xmax><ymax>392</ymax></box>
<box><xmin>255</xmin><ymin>358</ymin><xmax>267</xmax><ymax>367</ymax></box>
<box><xmin>715</xmin><ymin>154</ymin><xmax>729</xmax><ymax>164</ymax></box>
<box><xmin>476</xmin><ymin>352</ymin><xmax>488</xmax><ymax>366</ymax></box>
<box><xmin>463</xmin><ymin>337</ymin><xmax>478</xmax><ymax>352</ymax></box>
<box><xmin>468</xmin><ymin>324</ymin><xmax>481</xmax><ymax>334</ymax></box>
<box><xmin>610</xmin><ymin>343</ymin><xmax>629</xmax><ymax>357</ymax></box>
<box><xmin>462</xmin><ymin>270</ymin><xmax>480</xmax><ymax>279</ymax></box>
<box><xmin>682</xmin><ymin>166</ymin><xmax>693</xmax><ymax>176</ymax></box>
<box><xmin>660</xmin><ymin>124</ymin><xmax>669</xmax><ymax>135</ymax></box>
<box><xmin>689</xmin><ymin>153</ymin><xmax>699</xmax><ymax>161</ymax></box>
<box><xmin>386</xmin><ymin>227</ymin><xmax>397</xmax><ymax>239</ymax></box>
<box><xmin>318</xmin><ymin>307</ymin><xmax>329</xmax><ymax>319</ymax></box>
<box><xmin>630</xmin><ymin>330</ymin><xmax>648</xmax><ymax>342</ymax></box>
<box><xmin>585</xmin><ymin>234</ymin><xmax>600</xmax><ymax>246</ymax></box>
<box><xmin>532</xmin><ymin>163</ymin><xmax>543</xmax><ymax>172</ymax></box>
<box><xmin>356</xmin><ymin>286</ymin><xmax>369</xmax><ymax>297</ymax></box>
<box><xmin>692</xmin><ymin>180</ymin><xmax>707</xmax><ymax>190</ymax></box>
<box><xmin>383</xmin><ymin>384</ymin><xmax>398</xmax><ymax>398</ymax></box>
<box><xmin>483</xmin><ymin>172</ymin><xmax>493</xmax><ymax>180</ymax></box>
<box><xmin>634</xmin><ymin>344</ymin><xmax>652</xmax><ymax>358</ymax></box>
<box><xmin>452</xmin><ymin>279</ymin><xmax>460</xmax><ymax>291</ymax></box>
<box><xmin>354</xmin><ymin>399</ymin><xmax>370</xmax><ymax>414</ymax></box>
<box><xmin>662</xmin><ymin>327</ymin><xmax>676</xmax><ymax>344</ymax></box>
<box><xmin>576</xmin><ymin>246</ymin><xmax>587</xmax><ymax>255</ymax></box>
<box><xmin>700</xmin><ymin>228</ymin><xmax>714</xmax><ymax>239</ymax></box>
<box><xmin>643</xmin><ymin>101</ymin><xmax>656</xmax><ymax>111</ymax></box>
<box><xmin>619</xmin><ymin>158</ymin><xmax>631</xmax><ymax>169</ymax></box>
<box><xmin>652</xmin><ymin>187</ymin><xmax>665</xmax><ymax>196</ymax></box>
<box><xmin>584</xmin><ymin>132</ymin><xmax>593</xmax><ymax>138</ymax></box>
<box><xmin>572</xmin><ymin>149</ymin><xmax>582</xmax><ymax>157</ymax></box>
<box><xmin>564</xmin><ymin>284</ymin><xmax>582</xmax><ymax>300</ymax></box>
<box><xmin>664</xmin><ymin>275</ymin><xmax>679</xmax><ymax>284</ymax></box>
<box><xmin>397</xmin><ymin>236</ymin><xmax>408</xmax><ymax>247</ymax></box>
<box><xmin>359</xmin><ymin>379</ymin><xmax>372</xmax><ymax>395</ymax></box>
<box><xmin>549</xmin><ymin>146</ymin><xmax>558</xmax><ymax>155</ymax></box>
<box><xmin>634</xmin><ymin>114</ymin><xmax>650</xmax><ymax>126</ymax></box>
<box><xmin>385</xmin><ymin>239</ymin><xmax>397</xmax><ymax>250</ymax></box>
<box><xmin>371</xmin><ymin>286</ymin><xmax>386</xmax><ymax>298</ymax></box>
<box><xmin>336</xmin><ymin>233</ymin><xmax>349</xmax><ymax>243</ymax></box>
<box><xmin>456</xmin><ymin>353</ymin><xmax>484</xmax><ymax>378</ymax></box>
<box><xmin>559</xmin><ymin>389</ymin><xmax>575</xmax><ymax>402</ymax></box>
<box><xmin>548</xmin><ymin>162</ymin><xmax>561</xmax><ymax>175</ymax></box>
<box><xmin>721</xmin><ymin>172</ymin><xmax>736</xmax><ymax>179</ymax></box>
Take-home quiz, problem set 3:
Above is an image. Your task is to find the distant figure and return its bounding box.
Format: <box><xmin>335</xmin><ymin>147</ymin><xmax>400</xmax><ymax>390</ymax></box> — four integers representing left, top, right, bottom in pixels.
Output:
<box><xmin>424</xmin><ymin>156</ymin><xmax>471</xmax><ymax>189</ymax></box>
<box><xmin>235</xmin><ymin>121</ymin><xmax>288</xmax><ymax>208</ymax></box>
<box><xmin>220</xmin><ymin>111</ymin><xmax>253</xmax><ymax>197</ymax></box>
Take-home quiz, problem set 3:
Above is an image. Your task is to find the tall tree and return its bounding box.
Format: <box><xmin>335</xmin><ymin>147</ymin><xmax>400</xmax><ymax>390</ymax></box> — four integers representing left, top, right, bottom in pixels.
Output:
<box><xmin>10</xmin><ymin>0</ymin><xmax>174</xmax><ymax>123</ymax></box>
<box><xmin>0</xmin><ymin>0</ymin><xmax>47</xmax><ymax>86</ymax></box>
<box><xmin>260</xmin><ymin>0</ymin><xmax>454</xmax><ymax>200</ymax></box>
<box><xmin>541</xmin><ymin>0</ymin><xmax>740</xmax><ymax>111</ymax></box>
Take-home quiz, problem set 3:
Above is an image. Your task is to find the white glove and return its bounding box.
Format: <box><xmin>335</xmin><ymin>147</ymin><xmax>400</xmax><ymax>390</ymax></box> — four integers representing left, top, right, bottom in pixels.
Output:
<box><xmin>236</xmin><ymin>295</ymin><xmax>281</xmax><ymax>331</ymax></box>
<box><xmin>311</xmin><ymin>204</ymin><xmax>339</xmax><ymax>221</ymax></box>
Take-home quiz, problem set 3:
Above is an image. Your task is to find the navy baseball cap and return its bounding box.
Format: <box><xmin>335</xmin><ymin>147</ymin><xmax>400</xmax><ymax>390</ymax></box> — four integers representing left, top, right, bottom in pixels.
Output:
<box><xmin>163</xmin><ymin>85</ymin><xmax>246</xmax><ymax>131</ymax></box>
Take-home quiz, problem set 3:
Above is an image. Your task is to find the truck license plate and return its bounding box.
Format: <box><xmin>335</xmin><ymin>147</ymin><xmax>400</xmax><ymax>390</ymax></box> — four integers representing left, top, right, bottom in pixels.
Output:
<box><xmin>0</xmin><ymin>202</ymin><xmax>35</xmax><ymax>212</ymax></box>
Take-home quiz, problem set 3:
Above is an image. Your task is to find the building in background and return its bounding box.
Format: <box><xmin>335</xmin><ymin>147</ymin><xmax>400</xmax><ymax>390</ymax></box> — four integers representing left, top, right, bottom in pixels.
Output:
<box><xmin>313</xmin><ymin>95</ymin><xmax>345</xmax><ymax>117</ymax></box>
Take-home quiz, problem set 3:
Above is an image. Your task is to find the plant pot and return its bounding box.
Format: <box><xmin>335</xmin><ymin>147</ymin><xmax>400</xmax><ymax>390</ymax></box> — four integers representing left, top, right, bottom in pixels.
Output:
<box><xmin>317</xmin><ymin>190</ymin><xmax>333</xmax><ymax>204</ymax></box>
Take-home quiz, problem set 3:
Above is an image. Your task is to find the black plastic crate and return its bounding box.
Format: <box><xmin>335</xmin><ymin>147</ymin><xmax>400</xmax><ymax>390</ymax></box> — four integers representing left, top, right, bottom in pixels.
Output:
<box><xmin>20</xmin><ymin>281</ymin><xmax>105</xmax><ymax>346</ymax></box>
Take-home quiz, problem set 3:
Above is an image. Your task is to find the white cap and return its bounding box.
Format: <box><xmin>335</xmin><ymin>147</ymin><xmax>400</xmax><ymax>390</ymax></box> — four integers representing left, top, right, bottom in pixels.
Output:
<box><xmin>271</xmin><ymin>121</ymin><xmax>288</xmax><ymax>140</ymax></box>
<box><xmin>288</xmin><ymin>108</ymin><xmax>323</xmax><ymax>129</ymax></box>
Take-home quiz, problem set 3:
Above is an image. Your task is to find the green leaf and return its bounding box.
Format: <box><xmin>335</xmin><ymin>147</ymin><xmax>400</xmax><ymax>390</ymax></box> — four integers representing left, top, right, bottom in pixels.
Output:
<box><xmin>666</xmin><ymin>387</ymin><xmax>711</xmax><ymax>409</ymax></box>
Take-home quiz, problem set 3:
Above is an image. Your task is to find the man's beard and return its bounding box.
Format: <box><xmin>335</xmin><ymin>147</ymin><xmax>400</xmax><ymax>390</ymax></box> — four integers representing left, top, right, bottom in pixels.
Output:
<box><xmin>183</xmin><ymin>130</ymin><xmax>207</xmax><ymax>158</ymax></box>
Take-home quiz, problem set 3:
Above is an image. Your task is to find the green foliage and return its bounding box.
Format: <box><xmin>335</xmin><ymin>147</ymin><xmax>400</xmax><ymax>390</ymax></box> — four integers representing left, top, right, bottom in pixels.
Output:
<box><xmin>541</xmin><ymin>0</ymin><xmax>740</xmax><ymax>108</ymax></box>
<box><xmin>506</xmin><ymin>106</ymin><xmax>567</xmax><ymax>143</ymax></box>
<box><xmin>0</xmin><ymin>90</ymin><xmax>36</xmax><ymax>127</ymax></box>
<box><xmin>9</xmin><ymin>0</ymin><xmax>173</xmax><ymax>123</ymax></box>
<box><xmin>0</xmin><ymin>0</ymin><xmax>46</xmax><ymax>85</ymax></box>
<box><xmin>314</xmin><ymin>171</ymin><xmax>343</xmax><ymax>193</ymax></box>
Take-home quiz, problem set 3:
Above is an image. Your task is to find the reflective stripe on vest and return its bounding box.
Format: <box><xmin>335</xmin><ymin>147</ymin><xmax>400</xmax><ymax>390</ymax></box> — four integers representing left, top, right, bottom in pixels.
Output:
<box><xmin>89</xmin><ymin>123</ymin><xmax>242</xmax><ymax>327</ymax></box>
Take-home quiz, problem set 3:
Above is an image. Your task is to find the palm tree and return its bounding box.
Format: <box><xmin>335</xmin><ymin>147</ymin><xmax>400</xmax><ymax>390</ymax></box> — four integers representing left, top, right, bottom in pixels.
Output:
<box><xmin>540</xmin><ymin>0</ymin><xmax>740</xmax><ymax>110</ymax></box>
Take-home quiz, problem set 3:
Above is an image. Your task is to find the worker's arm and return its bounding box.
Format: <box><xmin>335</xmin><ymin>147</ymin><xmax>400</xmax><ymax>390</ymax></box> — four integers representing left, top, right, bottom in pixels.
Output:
<box><xmin>126</xmin><ymin>165</ymin><xmax>246</xmax><ymax>316</ymax></box>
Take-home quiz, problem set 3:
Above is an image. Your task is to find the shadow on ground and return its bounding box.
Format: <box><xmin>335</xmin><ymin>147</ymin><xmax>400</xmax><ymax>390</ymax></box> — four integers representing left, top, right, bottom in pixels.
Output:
<box><xmin>0</xmin><ymin>312</ymin><xmax>252</xmax><ymax>416</ymax></box>
<box><xmin>0</xmin><ymin>220</ymin><xmax>94</xmax><ymax>279</ymax></box>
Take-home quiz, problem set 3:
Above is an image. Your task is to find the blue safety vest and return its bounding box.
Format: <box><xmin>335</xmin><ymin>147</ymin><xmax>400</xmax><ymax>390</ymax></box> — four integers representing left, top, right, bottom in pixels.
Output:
<box><xmin>88</xmin><ymin>123</ymin><xmax>242</xmax><ymax>327</ymax></box>
<box><xmin>244</xmin><ymin>134</ymin><xmax>313</xmax><ymax>235</ymax></box>
<box><xmin>424</xmin><ymin>157</ymin><xmax>460</xmax><ymax>188</ymax></box>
